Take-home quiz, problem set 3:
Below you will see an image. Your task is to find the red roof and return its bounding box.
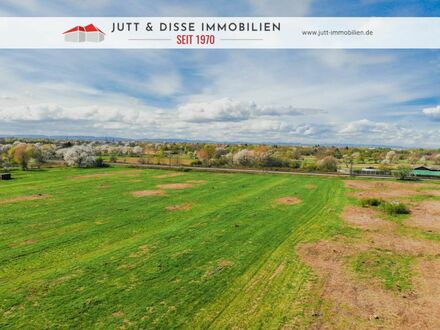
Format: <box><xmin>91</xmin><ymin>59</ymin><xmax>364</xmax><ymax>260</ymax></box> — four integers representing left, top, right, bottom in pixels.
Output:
<box><xmin>63</xmin><ymin>24</ymin><xmax>105</xmax><ymax>35</ymax></box>
<box><xmin>84</xmin><ymin>24</ymin><xmax>105</xmax><ymax>34</ymax></box>
<box><xmin>63</xmin><ymin>26</ymin><xmax>85</xmax><ymax>34</ymax></box>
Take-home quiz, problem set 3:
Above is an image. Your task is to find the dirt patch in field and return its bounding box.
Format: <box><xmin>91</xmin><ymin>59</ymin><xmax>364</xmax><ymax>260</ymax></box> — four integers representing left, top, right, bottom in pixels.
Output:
<box><xmin>342</xmin><ymin>206</ymin><xmax>395</xmax><ymax>231</ymax></box>
<box><xmin>420</xmin><ymin>190</ymin><xmax>440</xmax><ymax>197</ymax></box>
<box><xmin>112</xmin><ymin>311</ymin><xmax>124</xmax><ymax>318</ymax></box>
<box><xmin>298</xmin><ymin>238</ymin><xmax>440</xmax><ymax>329</ymax></box>
<box><xmin>154</xmin><ymin>172</ymin><xmax>183</xmax><ymax>179</ymax></box>
<box><xmin>345</xmin><ymin>180</ymin><xmax>435</xmax><ymax>191</ymax></box>
<box><xmin>405</xmin><ymin>200</ymin><xmax>440</xmax><ymax>232</ymax></box>
<box><xmin>72</xmin><ymin>170</ymin><xmax>141</xmax><ymax>179</ymax></box>
<box><xmin>352</xmin><ymin>189</ymin><xmax>419</xmax><ymax>199</ymax></box>
<box><xmin>128</xmin><ymin>179</ymin><xmax>142</xmax><ymax>183</ymax></box>
<box><xmin>276</xmin><ymin>197</ymin><xmax>301</xmax><ymax>205</ymax></box>
<box><xmin>157</xmin><ymin>183</ymin><xmax>194</xmax><ymax>190</ymax></box>
<box><xmin>305</xmin><ymin>184</ymin><xmax>318</xmax><ymax>189</ymax></box>
<box><xmin>98</xmin><ymin>183</ymin><xmax>111</xmax><ymax>189</ymax></box>
<box><xmin>302</xmin><ymin>179</ymin><xmax>440</xmax><ymax>327</ymax></box>
<box><xmin>166</xmin><ymin>203</ymin><xmax>192</xmax><ymax>211</ymax></box>
<box><xmin>218</xmin><ymin>259</ymin><xmax>234</xmax><ymax>267</ymax></box>
<box><xmin>131</xmin><ymin>190</ymin><xmax>165</xmax><ymax>197</ymax></box>
<box><xmin>345</xmin><ymin>180</ymin><xmax>437</xmax><ymax>200</ymax></box>
<box><xmin>0</xmin><ymin>194</ymin><xmax>51</xmax><ymax>204</ymax></box>
<box><xmin>364</xmin><ymin>232</ymin><xmax>440</xmax><ymax>256</ymax></box>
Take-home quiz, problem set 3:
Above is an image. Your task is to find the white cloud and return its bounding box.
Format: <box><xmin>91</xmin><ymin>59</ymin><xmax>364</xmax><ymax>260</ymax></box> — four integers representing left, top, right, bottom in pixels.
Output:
<box><xmin>177</xmin><ymin>98</ymin><xmax>323</xmax><ymax>123</ymax></box>
<box><xmin>337</xmin><ymin>119</ymin><xmax>440</xmax><ymax>147</ymax></box>
<box><xmin>339</xmin><ymin>119</ymin><xmax>390</xmax><ymax>134</ymax></box>
<box><xmin>178</xmin><ymin>98</ymin><xmax>253</xmax><ymax>122</ymax></box>
<box><xmin>147</xmin><ymin>72</ymin><xmax>182</xmax><ymax>97</ymax></box>
<box><xmin>423</xmin><ymin>106</ymin><xmax>440</xmax><ymax>121</ymax></box>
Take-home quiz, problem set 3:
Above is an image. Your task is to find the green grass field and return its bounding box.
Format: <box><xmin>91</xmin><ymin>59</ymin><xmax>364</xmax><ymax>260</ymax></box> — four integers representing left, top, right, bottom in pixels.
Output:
<box><xmin>0</xmin><ymin>167</ymin><xmax>350</xmax><ymax>329</ymax></box>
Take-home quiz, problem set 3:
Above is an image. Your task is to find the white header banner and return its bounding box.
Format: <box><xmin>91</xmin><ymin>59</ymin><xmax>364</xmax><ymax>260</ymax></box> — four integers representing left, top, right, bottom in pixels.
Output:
<box><xmin>1</xmin><ymin>17</ymin><xmax>440</xmax><ymax>49</ymax></box>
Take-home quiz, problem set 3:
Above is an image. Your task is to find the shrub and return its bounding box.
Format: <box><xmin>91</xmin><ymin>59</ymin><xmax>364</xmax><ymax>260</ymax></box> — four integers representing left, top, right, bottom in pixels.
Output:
<box><xmin>210</xmin><ymin>157</ymin><xmax>229</xmax><ymax>167</ymax></box>
<box><xmin>360</xmin><ymin>198</ymin><xmax>384</xmax><ymax>207</ymax></box>
<box><xmin>301</xmin><ymin>161</ymin><xmax>318</xmax><ymax>172</ymax></box>
<box><xmin>381</xmin><ymin>202</ymin><xmax>410</xmax><ymax>215</ymax></box>
<box><xmin>317</xmin><ymin>156</ymin><xmax>338</xmax><ymax>172</ymax></box>
<box><xmin>260</xmin><ymin>156</ymin><xmax>289</xmax><ymax>168</ymax></box>
<box><xmin>289</xmin><ymin>160</ymin><xmax>301</xmax><ymax>169</ymax></box>
<box><xmin>191</xmin><ymin>160</ymin><xmax>202</xmax><ymax>166</ymax></box>
<box><xmin>393</xmin><ymin>165</ymin><xmax>413</xmax><ymax>180</ymax></box>
<box><xmin>95</xmin><ymin>157</ymin><xmax>109</xmax><ymax>168</ymax></box>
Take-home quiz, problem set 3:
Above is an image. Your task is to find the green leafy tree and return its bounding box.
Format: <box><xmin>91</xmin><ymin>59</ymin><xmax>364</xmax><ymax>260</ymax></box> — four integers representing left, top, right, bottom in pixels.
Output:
<box><xmin>9</xmin><ymin>144</ymin><xmax>33</xmax><ymax>170</ymax></box>
<box><xmin>393</xmin><ymin>164</ymin><xmax>413</xmax><ymax>180</ymax></box>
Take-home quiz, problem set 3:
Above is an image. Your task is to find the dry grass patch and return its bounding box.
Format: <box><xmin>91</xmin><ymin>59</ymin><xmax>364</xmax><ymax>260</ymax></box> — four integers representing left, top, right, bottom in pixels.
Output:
<box><xmin>406</xmin><ymin>201</ymin><xmax>440</xmax><ymax>232</ymax></box>
<box><xmin>276</xmin><ymin>196</ymin><xmax>301</xmax><ymax>205</ymax></box>
<box><xmin>157</xmin><ymin>183</ymin><xmax>194</xmax><ymax>190</ymax></box>
<box><xmin>342</xmin><ymin>206</ymin><xmax>395</xmax><ymax>231</ymax></box>
<box><xmin>364</xmin><ymin>232</ymin><xmax>440</xmax><ymax>256</ymax></box>
<box><xmin>299</xmin><ymin>179</ymin><xmax>440</xmax><ymax>329</ymax></box>
<box><xmin>0</xmin><ymin>194</ymin><xmax>51</xmax><ymax>204</ymax></box>
<box><xmin>298</xmin><ymin>238</ymin><xmax>440</xmax><ymax>329</ymax></box>
<box><xmin>218</xmin><ymin>259</ymin><xmax>234</xmax><ymax>267</ymax></box>
<box><xmin>131</xmin><ymin>190</ymin><xmax>165</xmax><ymax>197</ymax></box>
<box><xmin>166</xmin><ymin>203</ymin><xmax>192</xmax><ymax>212</ymax></box>
<box><xmin>112</xmin><ymin>311</ymin><xmax>124</xmax><ymax>318</ymax></box>
<box><xmin>345</xmin><ymin>180</ymin><xmax>437</xmax><ymax>200</ymax></box>
<box><xmin>154</xmin><ymin>172</ymin><xmax>183</xmax><ymax>179</ymax></box>
<box><xmin>304</xmin><ymin>184</ymin><xmax>318</xmax><ymax>189</ymax></box>
<box><xmin>420</xmin><ymin>190</ymin><xmax>440</xmax><ymax>197</ymax></box>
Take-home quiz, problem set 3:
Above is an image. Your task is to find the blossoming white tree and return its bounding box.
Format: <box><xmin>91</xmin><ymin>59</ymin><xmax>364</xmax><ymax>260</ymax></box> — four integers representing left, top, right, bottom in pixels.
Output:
<box><xmin>63</xmin><ymin>145</ymin><xmax>96</xmax><ymax>168</ymax></box>
<box><xmin>132</xmin><ymin>146</ymin><xmax>143</xmax><ymax>155</ymax></box>
<box><xmin>233</xmin><ymin>149</ymin><xmax>256</xmax><ymax>166</ymax></box>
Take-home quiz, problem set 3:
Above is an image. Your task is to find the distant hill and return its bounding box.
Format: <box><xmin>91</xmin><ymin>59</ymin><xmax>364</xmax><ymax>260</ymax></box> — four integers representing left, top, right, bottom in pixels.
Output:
<box><xmin>0</xmin><ymin>134</ymin><xmax>404</xmax><ymax>149</ymax></box>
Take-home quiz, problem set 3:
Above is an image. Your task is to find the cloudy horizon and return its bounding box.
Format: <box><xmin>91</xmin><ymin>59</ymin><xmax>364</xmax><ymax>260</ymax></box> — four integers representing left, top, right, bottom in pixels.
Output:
<box><xmin>1</xmin><ymin>1</ymin><xmax>440</xmax><ymax>147</ymax></box>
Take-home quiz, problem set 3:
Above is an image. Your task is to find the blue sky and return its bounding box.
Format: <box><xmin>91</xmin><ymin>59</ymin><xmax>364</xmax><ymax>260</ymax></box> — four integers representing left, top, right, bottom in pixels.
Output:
<box><xmin>1</xmin><ymin>1</ymin><xmax>440</xmax><ymax>147</ymax></box>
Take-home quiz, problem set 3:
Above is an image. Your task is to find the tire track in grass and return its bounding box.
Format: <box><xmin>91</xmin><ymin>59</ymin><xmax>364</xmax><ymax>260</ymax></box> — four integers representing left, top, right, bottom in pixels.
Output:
<box><xmin>196</xmin><ymin>179</ymin><xmax>345</xmax><ymax>329</ymax></box>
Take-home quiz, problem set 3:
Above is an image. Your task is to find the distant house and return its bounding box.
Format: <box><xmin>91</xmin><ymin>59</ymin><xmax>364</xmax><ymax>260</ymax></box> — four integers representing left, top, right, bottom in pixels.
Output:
<box><xmin>360</xmin><ymin>167</ymin><xmax>382</xmax><ymax>175</ymax></box>
<box><xmin>63</xmin><ymin>24</ymin><xmax>105</xmax><ymax>43</ymax></box>
<box><xmin>412</xmin><ymin>166</ymin><xmax>440</xmax><ymax>177</ymax></box>
<box><xmin>63</xmin><ymin>26</ymin><xmax>86</xmax><ymax>42</ymax></box>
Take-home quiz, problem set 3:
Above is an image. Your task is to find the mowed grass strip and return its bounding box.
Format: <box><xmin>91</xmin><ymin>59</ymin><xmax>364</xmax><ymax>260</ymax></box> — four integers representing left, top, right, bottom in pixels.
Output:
<box><xmin>0</xmin><ymin>167</ymin><xmax>347</xmax><ymax>329</ymax></box>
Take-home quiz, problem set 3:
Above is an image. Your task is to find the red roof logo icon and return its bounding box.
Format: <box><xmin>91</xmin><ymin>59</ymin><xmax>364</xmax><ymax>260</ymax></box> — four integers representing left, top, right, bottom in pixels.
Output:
<box><xmin>63</xmin><ymin>24</ymin><xmax>105</xmax><ymax>43</ymax></box>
